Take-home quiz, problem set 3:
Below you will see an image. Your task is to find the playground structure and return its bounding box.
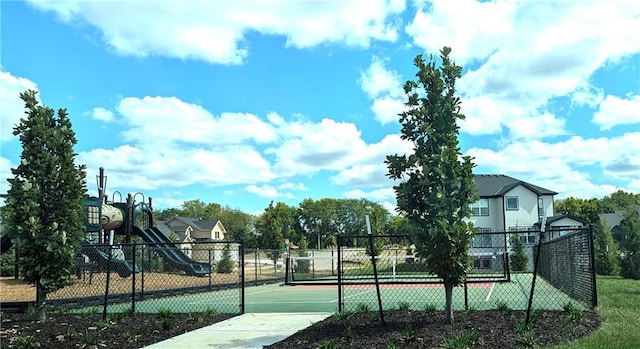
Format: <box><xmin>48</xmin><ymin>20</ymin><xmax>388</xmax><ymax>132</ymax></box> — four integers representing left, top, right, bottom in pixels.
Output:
<box><xmin>81</xmin><ymin>167</ymin><xmax>212</xmax><ymax>277</ymax></box>
<box><xmin>1</xmin><ymin>167</ymin><xmax>212</xmax><ymax>278</ymax></box>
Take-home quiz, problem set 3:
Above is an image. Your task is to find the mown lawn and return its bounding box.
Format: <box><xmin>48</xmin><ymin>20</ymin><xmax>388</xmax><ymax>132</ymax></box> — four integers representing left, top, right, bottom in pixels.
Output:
<box><xmin>551</xmin><ymin>275</ymin><xmax>640</xmax><ymax>349</ymax></box>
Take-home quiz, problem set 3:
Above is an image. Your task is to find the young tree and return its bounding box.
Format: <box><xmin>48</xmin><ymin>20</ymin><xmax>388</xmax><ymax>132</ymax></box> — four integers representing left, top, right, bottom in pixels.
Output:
<box><xmin>593</xmin><ymin>217</ymin><xmax>620</xmax><ymax>276</ymax></box>
<box><xmin>216</xmin><ymin>244</ymin><xmax>234</xmax><ymax>274</ymax></box>
<box><xmin>4</xmin><ymin>90</ymin><xmax>87</xmax><ymax>321</ymax></box>
<box><xmin>509</xmin><ymin>235</ymin><xmax>529</xmax><ymax>272</ymax></box>
<box><xmin>385</xmin><ymin>47</ymin><xmax>476</xmax><ymax>324</ymax></box>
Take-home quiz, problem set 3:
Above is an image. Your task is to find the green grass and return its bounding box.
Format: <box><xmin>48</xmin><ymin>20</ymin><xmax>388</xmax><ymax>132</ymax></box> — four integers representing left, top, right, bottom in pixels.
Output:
<box><xmin>550</xmin><ymin>276</ymin><xmax>640</xmax><ymax>349</ymax></box>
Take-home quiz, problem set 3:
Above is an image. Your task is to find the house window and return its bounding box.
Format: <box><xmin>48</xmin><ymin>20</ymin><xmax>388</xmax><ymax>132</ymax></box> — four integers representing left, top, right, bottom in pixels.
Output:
<box><xmin>469</xmin><ymin>199</ymin><xmax>489</xmax><ymax>216</ymax></box>
<box><xmin>473</xmin><ymin>228</ymin><xmax>492</xmax><ymax>248</ymax></box>
<box><xmin>473</xmin><ymin>258</ymin><xmax>492</xmax><ymax>269</ymax></box>
<box><xmin>506</xmin><ymin>196</ymin><xmax>519</xmax><ymax>210</ymax></box>
<box><xmin>215</xmin><ymin>231</ymin><xmax>220</xmax><ymax>239</ymax></box>
<box><xmin>519</xmin><ymin>232</ymin><xmax>537</xmax><ymax>245</ymax></box>
<box><xmin>538</xmin><ymin>197</ymin><xmax>544</xmax><ymax>219</ymax></box>
<box><xmin>509</xmin><ymin>227</ymin><xmax>538</xmax><ymax>245</ymax></box>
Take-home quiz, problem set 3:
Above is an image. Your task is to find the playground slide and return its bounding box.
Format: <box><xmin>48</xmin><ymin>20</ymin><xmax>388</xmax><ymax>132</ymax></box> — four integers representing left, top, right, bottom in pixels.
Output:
<box><xmin>133</xmin><ymin>226</ymin><xmax>212</xmax><ymax>276</ymax></box>
<box><xmin>0</xmin><ymin>235</ymin><xmax>12</xmax><ymax>254</ymax></box>
<box><xmin>81</xmin><ymin>242</ymin><xmax>139</xmax><ymax>278</ymax></box>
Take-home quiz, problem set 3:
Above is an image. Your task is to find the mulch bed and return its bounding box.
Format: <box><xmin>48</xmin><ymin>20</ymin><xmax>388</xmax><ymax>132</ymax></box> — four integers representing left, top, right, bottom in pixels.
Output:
<box><xmin>266</xmin><ymin>309</ymin><xmax>601</xmax><ymax>349</ymax></box>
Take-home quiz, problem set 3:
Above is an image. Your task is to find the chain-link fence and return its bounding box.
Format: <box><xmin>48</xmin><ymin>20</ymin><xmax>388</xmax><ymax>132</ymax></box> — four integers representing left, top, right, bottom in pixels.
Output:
<box><xmin>48</xmin><ymin>240</ymin><xmax>246</xmax><ymax>316</ymax></box>
<box><xmin>336</xmin><ymin>228</ymin><xmax>597</xmax><ymax>324</ymax></box>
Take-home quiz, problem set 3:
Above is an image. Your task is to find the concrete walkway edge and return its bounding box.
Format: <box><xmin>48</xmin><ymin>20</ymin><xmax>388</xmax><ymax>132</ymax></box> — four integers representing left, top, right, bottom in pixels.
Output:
<box><xmin>143</xmin><ymin>312</ymin><xmax>332</xmax><ymax>349</ymax></box>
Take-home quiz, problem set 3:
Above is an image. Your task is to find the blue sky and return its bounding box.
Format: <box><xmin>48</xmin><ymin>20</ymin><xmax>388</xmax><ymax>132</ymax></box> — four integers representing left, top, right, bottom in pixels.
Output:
<box><xmin>1</xmin><ymin>0</ymin><xmax>639</xmax><ymax>215</ymax></box>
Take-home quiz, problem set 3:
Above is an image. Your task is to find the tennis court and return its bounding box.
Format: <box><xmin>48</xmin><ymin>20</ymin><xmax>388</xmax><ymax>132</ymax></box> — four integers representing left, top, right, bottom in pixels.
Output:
<box><xmin>100</xmin><ymin>272</ymin><xmax>582</xmax><ymax>315</ymax></box>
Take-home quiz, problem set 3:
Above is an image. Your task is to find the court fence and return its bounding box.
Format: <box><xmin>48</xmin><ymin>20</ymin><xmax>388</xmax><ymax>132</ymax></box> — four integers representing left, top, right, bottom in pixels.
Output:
<box><xmin>329</xmin><ymin>228</ymin><xmax>596</xmax><ymax>324</ymax></box>
<box><xmin>43</xmin><ymin>240</ymin><xmax>248</xmax><ymax>319</ymax></box>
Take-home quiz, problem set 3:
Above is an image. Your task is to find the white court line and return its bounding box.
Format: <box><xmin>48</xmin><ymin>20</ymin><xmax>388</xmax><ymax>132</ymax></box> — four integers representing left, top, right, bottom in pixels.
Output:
<box><xmin>331</xmin><ymin>289</ymin><xmax>374</xmax><ymax>303</ymax></box>
<box><xmin>485</xmin><ymin>282</ymin><xmax>496</xmax><ymax>302</ymax></box>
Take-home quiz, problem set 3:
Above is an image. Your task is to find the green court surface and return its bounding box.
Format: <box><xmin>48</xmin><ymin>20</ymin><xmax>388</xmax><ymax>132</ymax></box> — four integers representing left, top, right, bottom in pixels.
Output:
<box><xmin>80</xmin><ymin>273</ymin><xmax>585</xmax><ymax>314</ymax></box>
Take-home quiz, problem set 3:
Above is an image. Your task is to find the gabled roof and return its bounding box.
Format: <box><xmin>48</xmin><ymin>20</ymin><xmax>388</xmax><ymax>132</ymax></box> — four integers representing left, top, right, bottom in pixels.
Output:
<box><xmin>473</xmin><ymin>174</ymin><xmax>557</xmax><ymax>197</ymax></box>
<box><xmin>599</xmin><ymin>212</ymin><xmax>624</xmax><ymax>228</ymax></box>
<box><xmin>166</xmin><ymin>216</ymin><xmax>221</xmax><ymax>231</ymax></box>
<box><xmin>544</xmin><ymin>214</ymin><xmax>587</xmax><ymax>226</ymax></box>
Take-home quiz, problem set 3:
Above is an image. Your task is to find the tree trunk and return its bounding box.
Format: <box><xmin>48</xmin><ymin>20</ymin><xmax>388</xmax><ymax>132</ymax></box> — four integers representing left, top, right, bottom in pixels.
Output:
<box><xmin>35</xmin><ymin>282</ymin><xmax>47</xmax><ymax>322</ymax></box>
<box><xmin>444</xmin><ymin>282</ymin><xmax>454</xmax><ymax>324</ymax></box>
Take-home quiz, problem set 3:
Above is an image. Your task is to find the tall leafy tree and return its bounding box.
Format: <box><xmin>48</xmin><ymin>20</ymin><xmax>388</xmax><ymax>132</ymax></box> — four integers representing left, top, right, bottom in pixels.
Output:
<box><xmin>254</xmin><ymin>201</ymin><xmax>300</xmax><ymax>264</ymax></box>
<box><xmin>593</xmin><ymin>217</ymin><xmax>620</xmax><ymax>276</ymax></box>
<box><xmin>554</xmin><ymin>197</ymin><xmax>600</xmax><ymax>225</ymax></box>
<box><xmin>385</xmin><ymin>48</ymin><xmax>476</xmax><ymax>324</ymax></box>
<box><xmin>5</xmin><ymin>91</ymin><xmax>87</xmax><ymax>321</ymax></box>
<box><xmin>619</xmin><ymin>208</ymin><xmax>640</xmax><ymax>279</ymax></box>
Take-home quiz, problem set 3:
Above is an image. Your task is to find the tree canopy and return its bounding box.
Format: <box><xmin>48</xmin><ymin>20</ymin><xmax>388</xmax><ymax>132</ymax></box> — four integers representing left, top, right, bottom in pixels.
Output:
<box><xmin>4</xmin><ymin>90</ymin><xmax>87</xmax><ymax>320</ymax></box>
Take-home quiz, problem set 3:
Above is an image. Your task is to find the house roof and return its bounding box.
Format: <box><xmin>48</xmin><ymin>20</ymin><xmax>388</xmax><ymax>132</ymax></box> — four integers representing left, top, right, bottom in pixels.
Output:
<box><xmin>543</xmin><ymin>214</ymin><xmax>588</xmax><ymax>226</ymax></box>
<box><xmin>168</xmin><ymin>216</ymin><xmax>221</xmax><ymax>231</ymax></box>
<box><xmin>599</xmin><ymin>212</ymin><xmax>625</xmax><ymax>228</ymax></box>
<box><xmin>473</xmin><ymin>174</ymin><xmax>558</xmax><ymax>197</ymax></box>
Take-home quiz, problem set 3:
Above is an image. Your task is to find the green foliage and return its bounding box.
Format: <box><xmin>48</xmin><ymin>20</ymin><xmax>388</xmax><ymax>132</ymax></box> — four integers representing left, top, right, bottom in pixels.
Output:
<box><xmin>298</xmin><ymin>198</ymin><xmax>388</xmax><ymax>248</ymax></box>
<box><xmin>122</xmin><ymin>330</ymin><xmax>138</xmax><ymax>343</ymax></box>
<box><xmin>4</xmin><ymin>91</ymin><xmax>87</xmax><ymax>314</ymax></box>
<box><xmin>598</xmin><ymin>190</ymin><xmax>640</xmax><ymax>214</ymax></box>
<box><xmin>80</xmin><ymin>329</ymin><xmax>99</xmax><ymax>346</ymax></box>
<box><xmin>13</xmin><ymin>334</ymin><xmax>41</xmax><ymax>349</ymax></box>
<box><xmin>555</xmin><ymin>197</ymin><xmax>600</xmax><ymax>224</ymax></box>
<box><xmin>216</xmin><ymin>244</ymin><xmax>234</xmax><ymax>274</ymax></box>
<box><xmin>385</xmin><ymin>47</ymin><xmax>476</xmax><ymax>323</ymax></box>
<box><xmin>563</xmin><ymin>302</ymin><xmax>585</xmax><ymax>322</ymax></box>
<box><xmin>593</xmin><ymin>217</ymin><xmax>620</xmax><ymax>275</ymax></box>
<box><xmin>509</xmin><ymin>235</ymin><xmax>529</xmax><ymax>272</ymax></box>
<box><xmin>441</xmin><ymin>329</ymin><xmax>480</xmax><ymax>349</ymax></box>
<box><xmin>397</xmin><ymin>302</ymin><xmax>411</xmax><ymax>310</ymax></box>
<box><xmin>423</xmin><ymin>303</ymin><xmax>438</xmax><ymax>313</ymax></box>
<box><xmin>254</xmin><ymin>201</ymin><xmax>298</xmax><ymax>252</ymax></box>
<box><xmin>619</xmin><ymin>208</ymin><xmax>640</xmax><ymax>279</ymax></box>
<box><xmin>514</xmin><ymin>322</ymin><xmax>538</xmax><ymax>347</ymax></box>
<box><xmin>0</xmin><ymin>246</ymin><xmax>15</xmax><ymax>276</ymax></box>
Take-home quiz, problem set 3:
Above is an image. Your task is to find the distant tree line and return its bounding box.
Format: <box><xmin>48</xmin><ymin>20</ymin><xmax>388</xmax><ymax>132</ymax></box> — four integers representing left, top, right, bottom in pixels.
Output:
<box><xmin>153</xmin><ymin>198</ymin><xmax>406</xmax><ymax>251</ymax></box>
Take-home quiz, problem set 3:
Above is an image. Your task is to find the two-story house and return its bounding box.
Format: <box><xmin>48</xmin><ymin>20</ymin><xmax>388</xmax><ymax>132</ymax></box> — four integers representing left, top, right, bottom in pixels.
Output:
<box><xmin>467</xmin><ymin>174</ymin><xmax>586</xmax><ymax>271</ymax></box>
<box><xmin>156</xmin><ymin>216</ymin><xmax>228</xmax><ymax>262</ymax></box>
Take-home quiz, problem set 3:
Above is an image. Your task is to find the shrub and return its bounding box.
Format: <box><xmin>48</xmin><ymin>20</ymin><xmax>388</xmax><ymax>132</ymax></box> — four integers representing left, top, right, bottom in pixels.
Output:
<box><xmin>216</xmin><ymin>244</ymin><xmax>234</xmax><ymax>274</ymax></box>
<box><xmin>510</xmin><ymin>235</ymin><xmax>528</xmax><ymax>272</ymax></box>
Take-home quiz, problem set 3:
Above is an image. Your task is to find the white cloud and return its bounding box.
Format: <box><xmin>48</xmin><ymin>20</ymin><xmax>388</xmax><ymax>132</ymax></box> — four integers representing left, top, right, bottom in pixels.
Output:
<box><xmin>592</xmin><ymin>95</ymin><xmax>640</xmax><ymax>130</ymax></box>
<box><xmin>359</xmin><ymin>57</ymin><xmax>406</xmax><ymax>124</ymax></box>
<box><xmin>344</xmin><ymin>187</ymin><xmax>397</xmax><ymax>213</ymax></box>
<box><xmin>409</xmin><ymin>0</ymin><xmax>640</xmax><ymax>140</ymax></box>
<box><xmin>116</xmin><ymin>96</ymin><xmax>277</xmax><ymax>147</ymax></box>
<box><xmin>330</xmin><ymin>134</ymin><xmax>412</xmax><ymax>186</ymax></box>
<box><xmin>245</xmin><ymin>184</ymin><xmax>293</xmax><ymax>199</ymax></box>
<box><xmin>27</xmin><ymin>0</ymin><xmax>405</xmax><ymax>65</ymax></box>
<box><xmin>267</xmin><ymin>118</ymin><xmax>368</xmax><ymax>176</ymax></box>
<box><xmin>90</xmin><ymin>107</ymin><xmax>115</xmax><ymax>122</ymax></box>
<box><xmin>0</xmin><ymin>72</ymin><xmax>38</xmax><ymax>143</ymax></box>
<box><xmin>78</xmin><ymin>143</ymin><xmax>275</xmax><ymax>191</ymax></box>
<box><xmin>467</xmin><ymin>132</ymin><xmax>640</xmax><ymax>198</ymax></box>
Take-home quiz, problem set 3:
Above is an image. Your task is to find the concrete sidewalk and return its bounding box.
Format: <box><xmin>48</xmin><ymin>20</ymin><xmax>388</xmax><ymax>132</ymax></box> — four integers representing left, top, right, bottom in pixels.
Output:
<box><xmin>143</xmin><ymin>312</ymin><xmax>332</xmax><ymax>349</ymax></box>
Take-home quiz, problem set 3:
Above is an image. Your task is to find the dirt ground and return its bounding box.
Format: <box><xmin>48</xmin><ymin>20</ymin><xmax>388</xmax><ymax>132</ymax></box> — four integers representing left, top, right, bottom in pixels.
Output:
<box><xmin>1</xmin><ymin>270</ymin><xmax>273</xmax><ymax>303</ymax></box>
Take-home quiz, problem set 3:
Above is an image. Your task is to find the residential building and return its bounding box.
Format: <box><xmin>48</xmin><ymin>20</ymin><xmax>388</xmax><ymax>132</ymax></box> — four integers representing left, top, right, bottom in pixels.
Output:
<box><xmin>467</xmin><ymin>174</ymin><xmax>586</xmax><ymax>271</ymax></box>
<box><xmin>155</xmin><ymin>216</ymin><xmax>228</xmax><ymax>262</ymax></box>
